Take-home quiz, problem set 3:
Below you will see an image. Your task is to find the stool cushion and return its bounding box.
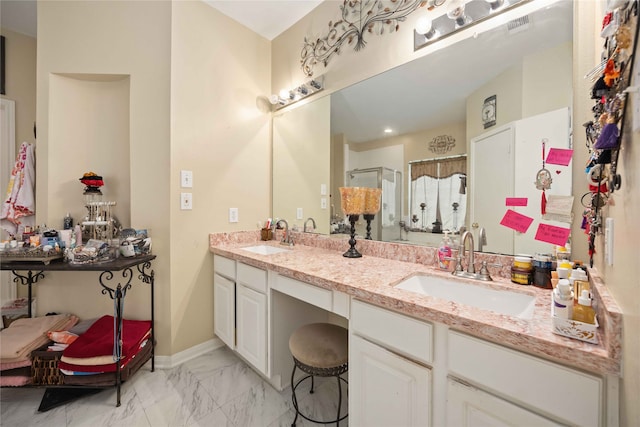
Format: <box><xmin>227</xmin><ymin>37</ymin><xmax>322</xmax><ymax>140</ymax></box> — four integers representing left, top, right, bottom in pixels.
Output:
<box><xmin>289</xmin><ymin>323</ymin><xmax>348</xmax><ymax>369</ymax></box>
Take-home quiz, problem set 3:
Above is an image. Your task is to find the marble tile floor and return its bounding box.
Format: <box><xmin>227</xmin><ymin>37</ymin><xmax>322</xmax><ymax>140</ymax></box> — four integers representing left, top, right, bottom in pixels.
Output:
<box><xmin>0</xmin><ymin>346</ymin><xmax>348</xmax><ymax>427</ymax></box>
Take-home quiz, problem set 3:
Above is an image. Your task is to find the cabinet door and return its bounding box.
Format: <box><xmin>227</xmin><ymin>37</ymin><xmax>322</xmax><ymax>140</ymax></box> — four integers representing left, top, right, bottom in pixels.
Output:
<box><xmin>350</xmin><ymin>334</ymin><xmax>430</xmax><ymax>427</ymax></box>
<box><xmin>447</xmin><ymin>378</ymin><xmax>562</xmax><ymax>427</ymax></box>
<box><xmin>236</xmin><ymin>284</ymin><xmax>267</xmax><ymax>375</ymax></box>
<box><xmin>213</xmin><ymin>273</ymin><xmax>235</xmax><ymax>349</ymax></box>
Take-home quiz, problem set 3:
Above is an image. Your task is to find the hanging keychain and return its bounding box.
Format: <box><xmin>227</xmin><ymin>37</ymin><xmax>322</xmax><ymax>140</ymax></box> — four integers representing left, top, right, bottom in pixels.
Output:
<box><xmin>534</xmin><ymin>138</ymin><xmax>553</xmax><ymax>215</ymax></box>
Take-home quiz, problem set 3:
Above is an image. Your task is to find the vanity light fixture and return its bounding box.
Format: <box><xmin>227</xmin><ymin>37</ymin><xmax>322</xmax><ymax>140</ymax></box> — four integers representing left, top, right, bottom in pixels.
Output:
<box><xmin>414</xmin><ymin>0</ymin><xmax>526</xmax><ymax>51</ymax></box>
<box><xmin>269</xmin><ymin>77</ymin><xmax>324</xmax><ymax>111</ymax></box>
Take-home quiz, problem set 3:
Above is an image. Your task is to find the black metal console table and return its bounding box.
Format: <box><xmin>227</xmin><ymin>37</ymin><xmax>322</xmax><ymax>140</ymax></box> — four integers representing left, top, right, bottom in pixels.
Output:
<box><xmin>0</xmin><ymin>254</ymin><xmax>156</xmax><ymax>408</ymax></box>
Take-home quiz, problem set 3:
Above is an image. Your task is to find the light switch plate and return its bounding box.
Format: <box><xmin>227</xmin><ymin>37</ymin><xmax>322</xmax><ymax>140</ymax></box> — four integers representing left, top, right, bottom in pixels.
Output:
<box><xmin>180</xmin><ymin>192</ymin><xmax>192</xmax><ymax>210</ymax></box>
<box><xmin>180</xmin><ymin>170</ymin><xmax>193</xmax><ymax>188</ymax></box>
<box><xmin>229</xmin><ymin>208</ymin><xmax>239</xmax><ymax>223</ymax></box>
<box><xmin>320</xmin><ymin>184</ymin><xmax>327</xmax><ymax>195</ymax></box>
<box><xmin>321</xmin><ymin>197</ymin><xmax>327</xmax><ymax>209</ymax></box>
<box><xmin>605</xmin><ymin>217</ymin><xmax>614</xmax><ymax>266</ymax></box>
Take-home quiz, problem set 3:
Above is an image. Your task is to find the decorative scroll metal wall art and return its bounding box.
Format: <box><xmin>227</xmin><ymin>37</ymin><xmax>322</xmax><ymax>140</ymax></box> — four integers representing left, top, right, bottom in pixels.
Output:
<box><xmin>301</xmin><ymin>0</ymin><xmax>429</xmax><ymax>77</ymax></box>
<box><xmin>428</xmin><ymin>134</ymin><xmax>456</xmax><ymax>154</ymax></box>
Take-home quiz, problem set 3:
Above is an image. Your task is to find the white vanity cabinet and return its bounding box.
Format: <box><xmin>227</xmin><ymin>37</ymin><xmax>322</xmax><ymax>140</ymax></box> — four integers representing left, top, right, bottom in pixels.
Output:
<box><xmin>447</xmin><ymin>378</ymin><xmax>562</xmax><ymax>426</ymax></box>
<box><xmin>213</xmin><ymin>255</ymin><xmax>268</xmax><ymax>376</ymax></box>
<box><xmin>447</xmin><ymin>330</ymin><xmax>605</xmax><ymax>426</ymax></box>
<box><xmin>213</xmin><ymin>255</ymin><xmax>236</xmax><ymax>349</ymax></box>
<box><xmin>235</xmin><ymin>262</ymin><xmax>268</xmax><ymax>375</ymax></box>
<box><xmin>349</xmin><ymin>299</ymin><xmax>432</xmax><ymax>427</ymax></box>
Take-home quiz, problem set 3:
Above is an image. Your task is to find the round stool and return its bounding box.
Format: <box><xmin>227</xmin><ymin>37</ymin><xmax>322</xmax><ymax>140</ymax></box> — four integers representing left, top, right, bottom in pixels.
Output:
<box><xmin>289</xmin><ymin>323</ymin><xmax>348</xmax><ymax>426</ymax></box>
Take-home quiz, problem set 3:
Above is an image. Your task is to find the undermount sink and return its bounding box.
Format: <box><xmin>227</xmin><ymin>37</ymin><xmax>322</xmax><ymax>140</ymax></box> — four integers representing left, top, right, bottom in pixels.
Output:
<box><xmin>241</xmin><ymin>245</ymin><xmax>290</xmax><ymax>255</ymax></box>
<box><xmin>395</xmin><ymin>275</ymin><xmax>536</xmax><ymax>320</ymax></box>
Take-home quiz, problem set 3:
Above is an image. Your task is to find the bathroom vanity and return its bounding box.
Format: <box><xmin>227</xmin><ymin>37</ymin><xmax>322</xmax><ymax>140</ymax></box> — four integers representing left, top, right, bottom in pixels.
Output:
<box><xmin>209</xmin><ymin>231</ymin><xmax>621</xmax><ymax>426</ymax></box>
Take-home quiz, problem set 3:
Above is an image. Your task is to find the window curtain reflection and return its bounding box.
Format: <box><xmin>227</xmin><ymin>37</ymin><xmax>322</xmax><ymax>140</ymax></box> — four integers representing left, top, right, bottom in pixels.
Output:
<box><xmin>410</xmin><ymin>156</ymin><xmax>467</xmax><ymax>231</ymax></box>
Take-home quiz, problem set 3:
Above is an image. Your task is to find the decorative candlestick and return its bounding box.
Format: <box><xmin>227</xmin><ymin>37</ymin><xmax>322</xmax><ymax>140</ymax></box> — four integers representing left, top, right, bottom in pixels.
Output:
<box><xmin>363</xmin><ymin>214</ymin><xmax>375</xmax><ymax>240</ymax></box>
<box><xmin>339</xmin><ymin>187</ymin><xmax>367</xmax><ymax>258</ymax></box>
<box><xmin>344</xmin><ymin>214</ymin><xmax>362</xmax><ymax>258</ymax></box>
<box><xmin>363</xmin><ymin>187</ymin><xmax>382</xmax><ymax>241</ymax></box>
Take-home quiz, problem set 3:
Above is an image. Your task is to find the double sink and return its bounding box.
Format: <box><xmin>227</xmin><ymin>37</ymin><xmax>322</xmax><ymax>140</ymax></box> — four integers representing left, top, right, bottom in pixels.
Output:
<box><xmin>240</xmin><ymin>245</ymin><xmax>536</xmax><ymax>320</ymax></box>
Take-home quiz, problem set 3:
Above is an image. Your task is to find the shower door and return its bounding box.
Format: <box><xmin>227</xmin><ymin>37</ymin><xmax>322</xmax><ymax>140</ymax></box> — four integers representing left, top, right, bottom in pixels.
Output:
<box><xmin>346</xmin><ymin>167</ymin><xmax>402</xmax><ymax>241</ymax></box>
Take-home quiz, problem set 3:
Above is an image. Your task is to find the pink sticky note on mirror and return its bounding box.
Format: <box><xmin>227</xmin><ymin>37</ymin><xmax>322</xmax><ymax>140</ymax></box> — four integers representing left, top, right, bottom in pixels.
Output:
<box><xmin>505</xmin><ymin>197</ymin><xmax>528</xmax><ymax>207</ymax></box>
<box><xmin>500</xmin><ymin>209</ymin><xmax>534</xmax><ymax>233</ymax></box>
<box><xmin>546</xmin><ymin>148</ymin><xmax>573</xmax><ymax>166</ymax></box>
<box><xmin>534</xmin><ymin>223</ymin><xmax>571</xmax><ymax>246</ymax></box>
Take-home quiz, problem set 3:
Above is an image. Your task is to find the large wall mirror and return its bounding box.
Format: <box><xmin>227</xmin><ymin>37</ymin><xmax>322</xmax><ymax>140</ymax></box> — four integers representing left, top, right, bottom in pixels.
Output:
<box><xmin>273</xmin><ymin>0</ymin><xmax>573</xmax><ymax>255</ymax></box>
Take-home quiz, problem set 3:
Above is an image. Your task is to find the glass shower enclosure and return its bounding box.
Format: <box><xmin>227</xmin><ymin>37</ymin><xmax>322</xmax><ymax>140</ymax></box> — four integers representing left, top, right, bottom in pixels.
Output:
<box><xmin>346</xmin><ymin>167</ymin><xmax>402</xmax><ymax>242</ymax></box>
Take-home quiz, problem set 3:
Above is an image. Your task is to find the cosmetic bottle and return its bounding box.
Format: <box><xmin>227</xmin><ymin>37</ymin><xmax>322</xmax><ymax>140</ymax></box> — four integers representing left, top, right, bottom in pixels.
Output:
<box><xmin>437</xmin><ymin>232</ymin><xmax>452</xmax><ymax>270</ymax></box>
<box><xmin>553</xmin><ymin>279</ymin><xmax>573</xmax><ymax>319</ymax></box>
<box><xmin>573</xmin><ymin>290</ymin><xmax>596</xmax><ymax>324</ymax></box>
<box><xmin>570</xmin><ymin>268</ymin><xmax>589</xmax><ymax>303</ymax></box>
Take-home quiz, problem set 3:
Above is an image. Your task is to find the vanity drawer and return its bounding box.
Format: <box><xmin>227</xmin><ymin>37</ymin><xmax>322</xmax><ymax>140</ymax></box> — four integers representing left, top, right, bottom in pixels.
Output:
<box><xmin>237</xmin><ymin>262</ymin><xmax>267</xmax><ymax>294</ymax></box>
<box><xmin>272</xmin><ymin>275</ymin><xmax>333</xmax><ymax>311</ymax></box>
<box><xmin>214</xmin><ymin>255</ymin><xmax>235</xmax><ymax>279</ymax></box>
<box><xmin>448</xmin><ymin>331</ymin><xmax>602</xmax><ymax>426</ymax></box>
<box><xmin>351</xmin><ymin>299</ymin><xmax>432</xmax><ymax>365</ymax></box>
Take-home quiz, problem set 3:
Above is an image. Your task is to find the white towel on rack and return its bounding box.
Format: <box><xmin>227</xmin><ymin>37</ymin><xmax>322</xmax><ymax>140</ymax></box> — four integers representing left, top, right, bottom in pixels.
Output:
<box><xmin>1</xmin><ymin>142</ymin><xmax>36</xmax><ymax>236</ymax></box>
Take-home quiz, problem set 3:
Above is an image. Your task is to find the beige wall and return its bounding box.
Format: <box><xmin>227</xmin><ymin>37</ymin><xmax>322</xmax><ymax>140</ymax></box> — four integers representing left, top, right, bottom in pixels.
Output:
<box><xmin>273</xmin><ymin>96</ymin><xmax>330</xmax><ymax>233</ymax></box>
<box><xmin>37</xmin><ymin>0</ymin><xmax>172</xmax><ymax>353</ymax></box>
<box><xmin>274</xmin><ymin>0</ymin><xmax>637</xmax><ymax>423</ymax></box>
<box><xmin>0</xmin><ymin>28</ymin><xmax>36</xmax><ymax>150</ymax></box>
<box><xmin>170</xmin><ymin>0</ymin><xmax>271</xmax><ymax>353</ymax></box>
<box><xmin>36</xmin><ymin>0</ymin><xmax>272</xmax><ymax>357</ymax></box>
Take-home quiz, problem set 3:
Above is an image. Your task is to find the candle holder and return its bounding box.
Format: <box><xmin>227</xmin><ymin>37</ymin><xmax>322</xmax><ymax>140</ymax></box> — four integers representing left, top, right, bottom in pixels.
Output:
<box><xmin>344</xmin><ymin>214</ymin><xmax>362</xmax><ymax>258</ymax></box>
<box><xmin>363</xmin><ymin>214</ymin><xmax>375</xmax><ymax>240</ymax></box>
<box><xmin>339</xmin><ymin>187</ymin><xmax>367</xmax><ymax>258</ymax></box>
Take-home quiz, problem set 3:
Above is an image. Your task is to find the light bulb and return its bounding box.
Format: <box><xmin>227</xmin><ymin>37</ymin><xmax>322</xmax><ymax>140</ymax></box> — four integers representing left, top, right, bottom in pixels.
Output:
<box><xmin>446</xmin><ymin>0</ymin><xmax>469</xmax><ymax>28</ymax></box>
<box><xmin>484</xmin><ymin>0</ymin><xmax>505</xmax><ymax>11</ymax></box>
<box><xmin>269</xmin><ymin>94</ymin><xmax>280</xmax><ymax>105</ymax></box>
<box><xmin>415</xmin><ymin>16</ymin><xmax>433</xmax><ymax>35</ymax></box>
<box><xmin>279</xmin><ymin>89</ymin><xmax>291</xmax><ymax>100</ymax></box>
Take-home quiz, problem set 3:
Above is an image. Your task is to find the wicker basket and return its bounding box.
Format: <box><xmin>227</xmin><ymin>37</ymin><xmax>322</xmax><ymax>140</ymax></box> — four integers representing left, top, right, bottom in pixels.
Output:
<box><xmin>31</xmin><ymin>349</ymin><xmax>64</xmax><ymax>385</ymax></box>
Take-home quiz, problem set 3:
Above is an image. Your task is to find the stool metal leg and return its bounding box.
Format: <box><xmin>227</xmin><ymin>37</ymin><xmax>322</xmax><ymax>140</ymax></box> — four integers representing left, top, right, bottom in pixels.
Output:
<box><xmin>336</xmin><ymin>375</ymin><xmax>343</xmax><ymax>427</ymax></box>
<box><xmin>291</xmin><ymin>362</ymin><xmax>299</xmax><ymax>427</ymax></box>
<box><xmin>290</xmin><ymin>357</ymin><xmax>348</xmax><ymax>426</ymax></box>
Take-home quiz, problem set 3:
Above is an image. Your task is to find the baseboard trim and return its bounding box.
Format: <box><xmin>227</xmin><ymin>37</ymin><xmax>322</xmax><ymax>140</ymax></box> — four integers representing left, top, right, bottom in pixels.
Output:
<box><xmin>154</xmin><ymin>338</ymin><xmax>225</xmax><ymax>369</ymax></box>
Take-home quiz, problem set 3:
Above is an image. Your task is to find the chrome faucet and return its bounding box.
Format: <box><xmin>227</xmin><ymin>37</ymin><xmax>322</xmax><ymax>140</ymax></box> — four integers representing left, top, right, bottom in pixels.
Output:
<box><xmin>452</xmin><ymin>230</ymin><xmax>499</xmax><ymax>281</ymax></box>
<box><xmin>460</xmin><ymin>230</ymin><xmax>476</xmax><ymax>275</ymax></box>
<box><xmin>478</xmin><ymin>227</ymin><xmax>487</xmax><ymax>252</ymax></box>
<box><xmin>276</xmin><ymin>219</ymin><xmax>294</xmax><ymax>246</ymax></box>
<box><xmin>303</xmin><ymin>217</ymin><xmax>316</xmax><ymax>233</ymax></box>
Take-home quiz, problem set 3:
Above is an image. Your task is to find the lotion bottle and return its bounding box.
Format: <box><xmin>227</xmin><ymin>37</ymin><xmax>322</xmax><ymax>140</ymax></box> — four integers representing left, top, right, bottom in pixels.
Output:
<box><xmin>437</xmin><ymin>231</ymin><xmax>452</xmax><ymax>270</ymax></box>
<box><xmin>553</xmin><ymin>279</ymin><xmax>573</xmax><ymax>319</ymax></box>
<box><xmin>573</xmin><ymin>290</ymin><xmax>596</xmax><ymax>324</ymax></box>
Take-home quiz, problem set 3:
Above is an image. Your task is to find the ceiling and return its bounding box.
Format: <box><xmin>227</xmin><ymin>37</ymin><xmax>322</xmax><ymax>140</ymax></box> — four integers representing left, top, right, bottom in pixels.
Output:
<box><xmin>1</xmin><ymin>0</ymin><xmax>37</xmax><ymax>38</ymax></box>
<box><xmin>0</xmin><ymin>0</ymin><xmax>323</xmax><ymax>40</ymax></box>
<box><xmin>204</xmin><ymin>0</ymin><xmax>323</xmax><ymax>40</ymax></box>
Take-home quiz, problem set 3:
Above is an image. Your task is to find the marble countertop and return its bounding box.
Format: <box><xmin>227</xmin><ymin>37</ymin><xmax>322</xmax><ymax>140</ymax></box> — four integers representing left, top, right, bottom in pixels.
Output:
<box><xmin>209</xmin><ymin>231</ymin><xmax>622</xmax><ymax>376</ymax></box>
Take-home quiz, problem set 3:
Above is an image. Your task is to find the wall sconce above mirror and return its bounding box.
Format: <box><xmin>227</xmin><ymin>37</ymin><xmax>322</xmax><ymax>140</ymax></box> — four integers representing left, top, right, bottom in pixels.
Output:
<box><xmin>414</xmin><ymin>0</ymin><xmax>526</xmax><ymax>51</ymax></box>
<box><xmin>269</xmin><ymin>76</ymin><xmax>324</xmax><ymax>111</ymax></box>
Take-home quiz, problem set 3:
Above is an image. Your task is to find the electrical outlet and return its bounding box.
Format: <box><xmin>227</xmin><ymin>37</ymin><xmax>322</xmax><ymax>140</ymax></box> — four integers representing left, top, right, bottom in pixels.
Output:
<box><xmin>180</xmin><ymin>170</ymin><xmax>193</xmax><ymax>188</ymax></box>
<box><xmin>321</xmin><ymin>197</ymin><xmax>327</xmax><ymax>209</ymax></box>
<box><xmin>180</xmin><ymin>193</ymin><xmax>192</xmax><ymax>210</ymax></box>
<box><xmin>229</xmin><ymin>208</ymin><xmax>239</xmax><ymax>223</ymax></box>
<box><xmin>296</xmin><ymin>207</ymin><xmax>303</xmax><ymax>220</ymax></box>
